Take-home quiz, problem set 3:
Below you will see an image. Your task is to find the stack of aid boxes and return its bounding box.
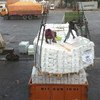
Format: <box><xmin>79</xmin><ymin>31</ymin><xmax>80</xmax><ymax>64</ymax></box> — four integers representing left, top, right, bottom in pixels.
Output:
<box><xmin>31</xmin><ymin>36</ymin><xmax>94</xmax><ymax>83</ymax></box>
<box><xmin>19</xmin><ymin>41</ymin><xmax>34</xmax><ymax>55</ymax></box>
<box><xmin>19</xmin><ymin>41</ymin><xmax>29</xmax><ymax>54</ymax></box>
<box><xmin>29</xmin><ymin>24</ymin><xmax>95</xmax><ymax>100</ymax></box>
<box><xmin>28</xmin><ymin>45</ymin><xmax>34</xmax><ymax>55</ymax></box>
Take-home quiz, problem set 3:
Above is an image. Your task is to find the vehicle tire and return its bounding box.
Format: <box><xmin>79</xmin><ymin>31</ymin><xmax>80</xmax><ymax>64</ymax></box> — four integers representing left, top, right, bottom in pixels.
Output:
<box><xmin>27</xmin><ymin>15</ymin><xmax>33</xmax><ymax>20</ymax></box>
<box><xmin>22</xmin><ymin>15</ymin><xmax>28</xmax><ymax>20</ymax></box>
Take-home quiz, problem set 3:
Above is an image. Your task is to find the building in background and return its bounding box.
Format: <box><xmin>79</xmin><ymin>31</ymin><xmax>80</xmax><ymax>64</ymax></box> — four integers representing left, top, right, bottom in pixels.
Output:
<box><xmin>38</xmin><ymin>0</ymin><xmax>62</xmax><ymax>8</ymax></box>
<box><xmin>38</xmin><ymin>0</ymin><xmax>99</xmax><ymax>8</ymax></box>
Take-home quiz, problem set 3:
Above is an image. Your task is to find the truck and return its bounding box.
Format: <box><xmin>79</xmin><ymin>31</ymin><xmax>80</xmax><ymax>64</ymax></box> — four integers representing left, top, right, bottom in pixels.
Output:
<box><xmin>0</xmin><ymin>0</ymin><xmax>44</xmax><ymax>20</ymax></box>
<box><xmin>0</xmin><ymin>1</ymin><xmax>6</xmax><ymax>12</ymax></box>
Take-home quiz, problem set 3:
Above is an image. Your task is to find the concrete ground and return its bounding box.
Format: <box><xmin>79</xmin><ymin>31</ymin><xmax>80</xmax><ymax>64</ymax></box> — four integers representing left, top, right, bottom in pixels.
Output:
<box><xmin>0</xmin><ymin>10</ymin><xmax>100</xmax><ymax>100</ymax></box>
<box><xmin>85</xmin><ymin>11</ymin><xmax>100</xmax><ymax>100</ymax></box>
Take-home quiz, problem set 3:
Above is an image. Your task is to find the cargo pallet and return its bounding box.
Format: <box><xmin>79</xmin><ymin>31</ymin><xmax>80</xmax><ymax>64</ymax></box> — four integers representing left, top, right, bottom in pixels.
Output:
<box><xmin>28</xmin><ymin>78</ymin><xmax>88</xmax><ymax>100</ymax></box>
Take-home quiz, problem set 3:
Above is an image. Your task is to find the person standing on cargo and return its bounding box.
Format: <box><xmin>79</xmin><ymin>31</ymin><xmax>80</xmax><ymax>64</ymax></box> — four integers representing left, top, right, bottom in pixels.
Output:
<box><xmin>64</xmin><ymin>21</ymin><xmax>76</xmax><ymax>42</ymax></box>
<box><xmin>45</xmin><ymin>29</ymin><xmax>56</xmax><ymax>44</ymax></box>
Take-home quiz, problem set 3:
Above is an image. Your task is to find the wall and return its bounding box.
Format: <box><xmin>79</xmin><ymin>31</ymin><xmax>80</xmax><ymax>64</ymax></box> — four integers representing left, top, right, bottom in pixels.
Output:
<box><xmin>78</xmin><ymin>1</ymin><xmax>98</xmax><ymax>10</ymax></box>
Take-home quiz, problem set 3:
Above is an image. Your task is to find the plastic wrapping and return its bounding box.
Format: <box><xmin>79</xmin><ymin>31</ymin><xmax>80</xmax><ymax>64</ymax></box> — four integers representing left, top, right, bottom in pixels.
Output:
<box><xmin>28</xmin><ymin>45</ymin><xmax>34</xmax><ymax>55</ymax></box>
<box><xmin>33</xmin><ymin>24</ymin><xmax>94</xmax><ymax>74</ymax></box>
<box><xmin>34</xmin><ymin>37</ymin><xmax>94</xmax><ymax>74</ymax></box>
<box><xmin>31</xmin><ymin>67</ymin><xmax>87</xmax><ymax>84</ymax></box>
<box><xmin>19</xmin><ymin>41</ymin><xmax>29</xmax><ymax>54</ymax></box>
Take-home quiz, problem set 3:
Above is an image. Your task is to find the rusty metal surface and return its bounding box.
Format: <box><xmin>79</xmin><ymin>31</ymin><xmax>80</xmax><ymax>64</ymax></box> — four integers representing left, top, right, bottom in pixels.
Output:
<box><xmin>29</xmin><ymin>79</ymin><xmax>88</xmax><ymax>100</ymax></box>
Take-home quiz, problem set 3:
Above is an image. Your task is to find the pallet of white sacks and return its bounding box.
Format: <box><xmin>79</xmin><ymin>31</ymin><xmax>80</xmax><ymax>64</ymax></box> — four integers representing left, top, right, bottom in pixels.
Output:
<box><xmin>38</xmin><ymin>69</ymin><xmax>86</xmax><ymax>78</ymax></box>
<box><xmin>31</xmin><ymin>67</ymin><xmax>87</xmax><ymax>84</ymax></box>
<box><xmin>34</xmin><ymin>36</ymin><xmax>94</xmax><ymax>74</ymax></box>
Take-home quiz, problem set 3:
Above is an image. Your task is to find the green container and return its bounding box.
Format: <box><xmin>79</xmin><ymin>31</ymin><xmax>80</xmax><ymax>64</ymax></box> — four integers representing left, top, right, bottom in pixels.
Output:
<box><xmin>64</xmin><ymin>11</ymin><xmax>83</xmax><ymax>23</ymax></box>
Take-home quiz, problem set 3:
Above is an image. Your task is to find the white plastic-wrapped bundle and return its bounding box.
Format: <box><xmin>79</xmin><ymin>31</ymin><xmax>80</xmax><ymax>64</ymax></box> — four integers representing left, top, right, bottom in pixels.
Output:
<box><xmin>31</xmin><ymin>66</ymin><xmax>87</xmax><ymax>84</ymax></box>
<box><xmin>72</xmin><ymin>36</ymin><xmax>95</xmax><ymax>68</ymax></box>
<box><xmin>33</xmin><ymin>24</ymin><xmax>94</xmax><ymax>74</ymax></box>
<box><xmin>19</xmin><ymin>41</ymin><xmax>29</xmax><ymax>54</ymax></box>
<box><xmin>34</xmin><ymin>23</ymin><xmax>77</xmax><ymax>44</ymax></box>
<box><xmin>34</xmin><ymin>36</ymin><xmax>94</xmax><ymax>74</ymax></box>
<box><xmin>28</xmin><ymin>45</ymin><xmax>34</xmax><ymax>55</ymax></box>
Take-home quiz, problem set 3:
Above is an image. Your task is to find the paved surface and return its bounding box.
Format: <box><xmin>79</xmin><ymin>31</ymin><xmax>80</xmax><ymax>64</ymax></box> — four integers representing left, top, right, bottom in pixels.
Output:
<box><xmin>84</xmin><ymin>12</ymin><xmax>100</xmax><ymax>100</ymax></box>
<box><xmin>85</xmin><ymin>11</ymin><xmax>100</xmax><ymax>57</ymax></box>
<box><xmin>87</xmin><ymin>59</ymin><xmax>100</xmax><ymax>100</ymax></box>
<box><xmin>0</xmin><ymin>10</ymin><xmax>100</xmax><ymax>100</ymax></box>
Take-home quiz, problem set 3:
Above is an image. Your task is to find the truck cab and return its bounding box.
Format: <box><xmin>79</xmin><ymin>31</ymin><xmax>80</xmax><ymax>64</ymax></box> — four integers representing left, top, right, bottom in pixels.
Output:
<box><xmin>0</xmin><ymin>8</ymin><xmax>8</xmax><ymax>16</ymax></box>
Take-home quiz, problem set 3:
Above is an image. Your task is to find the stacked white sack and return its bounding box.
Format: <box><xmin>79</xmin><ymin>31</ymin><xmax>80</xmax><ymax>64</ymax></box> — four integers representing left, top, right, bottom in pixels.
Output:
<box><xmin>33</xmin><ymin>23</ymin><xmax>77</xmax><ymax>49</ymax></box>
<box><xmin>34</xmin><ymin>36</ymin><xmax>94</xmax><ymax>74</ymax></box>
<box><xmin>28</xmin><ymin>45</ymin><xmax>34</xmax><ymax>55</ymax></box>
<box><xmin>73</xmin><ymin>36</ymin><xmax>95</xmax><ymax>68</ymax></box>
<box><xmin>33</xmin><ymin>23</ymin><xmax>77</xmax><ymax>69</ymax></box>
<box><xmin>34</xmin><ymin>23</ymin><xmax>77</xmax><ymax>44</ymax></box>
<box><xmin>33</xmin><ymin>36</ymin><xmax>94</xmax><ymax>74</ymax></box>
<box><xmin>31</xmin><ymin>67</ymin><xmax>87</xmax><ymax>84</ymax></box>
<box><xmin>19</xmin><ymin>41</ymin><xmax>29</xmax><ymax>54</ymax></box>
<box><xmin>33</xmin><ymin>23</ymin><xmax>94</xmax><ymax>74</ymax></box>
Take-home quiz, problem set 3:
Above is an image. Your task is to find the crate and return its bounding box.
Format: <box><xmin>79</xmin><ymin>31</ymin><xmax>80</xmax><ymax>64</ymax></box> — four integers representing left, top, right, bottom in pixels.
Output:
<box><xmin>28</xmin><ymin>77</ymin><xmax>88</xmax><ymax>100</ymax></box>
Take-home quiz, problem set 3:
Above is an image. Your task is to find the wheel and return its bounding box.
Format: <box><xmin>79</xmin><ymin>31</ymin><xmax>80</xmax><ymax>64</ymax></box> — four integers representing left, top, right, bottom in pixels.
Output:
<box><xmin>22</xmin><ymin>15</ymin><xmax>28</xmax><ymax>20</ymax></box>
<box><xmin>27</xmin><ymin>15</ymin><xmax>33</xmax><ymax>20</ymax></box>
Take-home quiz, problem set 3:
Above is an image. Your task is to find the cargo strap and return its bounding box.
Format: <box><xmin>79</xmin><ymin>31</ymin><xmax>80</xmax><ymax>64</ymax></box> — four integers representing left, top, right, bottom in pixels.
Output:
<box><xmin>34</xmin><ymin>14</ymin><xmax>47</xmax><ymax>71</ymax></box>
